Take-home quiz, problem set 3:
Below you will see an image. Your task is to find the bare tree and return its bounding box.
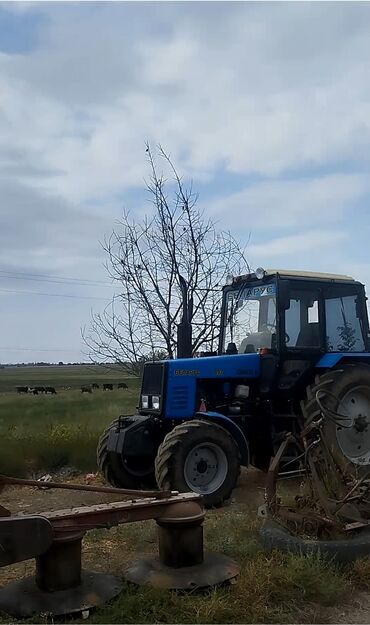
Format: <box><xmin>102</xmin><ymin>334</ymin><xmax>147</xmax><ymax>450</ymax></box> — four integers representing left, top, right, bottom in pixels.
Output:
<box><xmin>84</xmin><ymin>145</ymin><xmax>249</xmax><ymax>373</ymax></box>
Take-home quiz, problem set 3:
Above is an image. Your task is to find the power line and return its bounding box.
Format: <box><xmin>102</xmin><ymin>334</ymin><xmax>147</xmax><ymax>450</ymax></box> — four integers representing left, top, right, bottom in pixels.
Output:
<box><xmin>0</xmin><ymin>269</ymin><xmax>114</xmax><ymax>288</ymax></box>
<box><xmin>0</xmin><ymin>269</ymin><xmax>109</xmax><ymax>284</ymax></box>
<box><xmin>0</xmin><ymin>346</ymin><xmax>83</xmax><ymax>353</ymax></box>
<box><xmin>0</xmin><ymin>274</ymin><xmax>113</xmax><ymax>288</ymax></box>
<box><xmin>0</xmin><ymin>287</ymin><xmax>112</xmax><ymax>301</ymax></box>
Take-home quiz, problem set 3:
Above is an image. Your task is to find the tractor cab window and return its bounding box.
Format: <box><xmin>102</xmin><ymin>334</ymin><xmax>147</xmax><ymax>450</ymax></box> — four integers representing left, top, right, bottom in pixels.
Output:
<box><xmin>285</xmin><ymin>291</ymin><xmax>321</xmax><ymax>349</ymax></box>
<box><xmin>325</xmin><ymin>292</ymin><xmax>365</xmax><ymax>352</ymax></box>
<box><xmin>223</xmin><ymin>282</ymin><xmax>277</xmax><ymax>353</ymax></box>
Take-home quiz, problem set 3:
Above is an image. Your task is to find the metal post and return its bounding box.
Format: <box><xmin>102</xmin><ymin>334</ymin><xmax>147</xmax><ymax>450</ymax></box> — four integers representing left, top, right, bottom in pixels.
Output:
<box><xmin>35</xmin><ymin>532</ymin><xmax>84</xmax><ymax>592</ymax></box>
<box><xmin>157</xmin><ymin>502</ymin><xmax>205</xmax><ymax>568</ymax></box>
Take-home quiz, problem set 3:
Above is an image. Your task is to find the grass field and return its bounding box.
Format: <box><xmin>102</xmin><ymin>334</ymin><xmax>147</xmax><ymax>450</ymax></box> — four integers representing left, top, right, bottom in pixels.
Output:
<box><xmin>0</xmin><ymin>363</ymin><xmax>132</xmax><ymax>392</ymax></box>
<box><xmin>0</xmin><ymin>365</ymin><xmax>140</xmax><ymax>476</ymax></box>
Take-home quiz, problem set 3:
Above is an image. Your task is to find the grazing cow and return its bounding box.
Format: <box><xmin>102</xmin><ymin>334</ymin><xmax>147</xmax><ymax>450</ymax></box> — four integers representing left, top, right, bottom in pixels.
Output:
<box><xmin>35</xmin><ymin>386</ymin><xmax>46</xmax><ymax>394</ymax></box>
<box><xmin>81</xmin><ymin>385</ymin><xmax>92</xmax><ymax>394</ymax></box>
<box><xmin>29</xmin><ymin>388</ymin><xmax>39</xmax><ymax>395</ymax></box>
<box><xmin>103</xmin><ymin>383</ymin><xmax>113</xmax><ymax>391</ymax></box>
<box><xmin>45</xmin><ymin>386</ymin><xmax>57</xmax><ymax>394</ymax></box>
<box><xmin>91</xmin><ymin>383</ymin><xmax>99</xmax><ymax>389</ymax></box>
<box><xmin>16</xmin><ymin>386</ymin><xmax>29</xmax><ymax>394</ymax></box>
<box><xmin>118</xmin><ymin>383</ymin><xmax>128</xmax><ymax>390</ymax></box>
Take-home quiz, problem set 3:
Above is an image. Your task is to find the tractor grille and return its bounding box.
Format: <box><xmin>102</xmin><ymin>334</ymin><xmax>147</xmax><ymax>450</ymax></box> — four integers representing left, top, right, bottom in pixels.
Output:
<box><xmin>141</xmin><ymin>363</ymin><xmax>164</xmax><ymax>396</ymax></box>
<box><xmin>168</xmin><ymin>385</ymin><xmax>189</xmax><ymax>411</ymax></box>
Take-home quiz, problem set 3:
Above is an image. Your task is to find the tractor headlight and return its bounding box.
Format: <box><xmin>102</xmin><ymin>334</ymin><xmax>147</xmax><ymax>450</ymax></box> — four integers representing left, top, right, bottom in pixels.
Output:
<box><xmin>141</xmin><ymin>395</ymin><xmax>149</xmax><ymax>409</ymax></box>
<box><xmin>255</xmin><ymin>267</ymin><xmax>266</xmax><ymax>280</ymax></box>
<box><xmin>152</xmin><ymin>395</ymin><xmax>160</xmax><ymax>410</ymax></box>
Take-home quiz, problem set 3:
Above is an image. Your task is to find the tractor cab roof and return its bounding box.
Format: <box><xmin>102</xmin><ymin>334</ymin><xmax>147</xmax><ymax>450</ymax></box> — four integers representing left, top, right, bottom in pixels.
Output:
<box><xmin>265</xmin><ymin>269</ymin><xmax>355</xmax><ymax>282</ymax></box>
<box><xmin>228</xmin><ymin>268</ymin><xmax>357</xmax><ymax>286</ymax></box>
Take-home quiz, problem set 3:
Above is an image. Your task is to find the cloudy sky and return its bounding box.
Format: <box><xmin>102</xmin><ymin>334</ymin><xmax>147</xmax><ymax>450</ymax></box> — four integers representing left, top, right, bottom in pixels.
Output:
<box><xmin>1</xmin><ymin>1</ymin><xmax>370</xmax><ymax>363</ymax></box>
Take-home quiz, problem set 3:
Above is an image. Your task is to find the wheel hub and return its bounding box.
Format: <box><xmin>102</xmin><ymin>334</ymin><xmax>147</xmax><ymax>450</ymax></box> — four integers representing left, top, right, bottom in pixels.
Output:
<box><xmin>354</xmin><ymin>415</ymin><xmax>368</xmax><ymax>433</ymax></box>
<box><xmin>196</xmin><ymin>459</ymin><xmax>208</xmax><ymax>474</ymax></box>
<box><xmin>184</xmin><ymin>443</ymin><xmax>228</xmax><ymax>495</ymax></box>
<box><xmin>336</xmin><ymin>386</ymin><xmax>370</xmax><ymax>465</ymax></box>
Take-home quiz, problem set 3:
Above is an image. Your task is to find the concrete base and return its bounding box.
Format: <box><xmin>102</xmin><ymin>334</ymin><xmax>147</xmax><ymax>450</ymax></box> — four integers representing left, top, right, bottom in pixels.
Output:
<box><xmin>0</xmin><ymin>570</ymin><xmax>122</xmax><ymax>618</ymax></box>
<box><xmin>126</xmin><ymin>552</ymin><xmax>240</xmax><ymax>590</ymax></box>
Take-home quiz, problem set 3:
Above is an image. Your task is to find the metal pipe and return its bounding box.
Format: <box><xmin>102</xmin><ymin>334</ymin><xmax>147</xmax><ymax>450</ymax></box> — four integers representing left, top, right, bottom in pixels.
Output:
<box><xmin>0</xmin><ymin>474</ymin><xmax>175</xmax><ymax>499</ymax></box>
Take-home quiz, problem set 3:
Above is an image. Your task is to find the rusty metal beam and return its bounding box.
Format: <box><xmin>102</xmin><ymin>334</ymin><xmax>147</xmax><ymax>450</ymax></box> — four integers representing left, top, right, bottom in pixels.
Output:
<box><xmin>0</xmin><ymin>474</ymin><xmax>175</xmax><ymax>499</ymax></box>
<box><xmin>39</xmin><ymin>492</ymin><xmax>203</xmax><ymax>534</ymax></box>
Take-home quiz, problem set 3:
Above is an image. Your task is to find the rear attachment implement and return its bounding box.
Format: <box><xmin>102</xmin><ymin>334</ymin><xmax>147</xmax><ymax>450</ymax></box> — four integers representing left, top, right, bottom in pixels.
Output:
<box><xmin>0</xmin><ymin>475</ymin><xmax>239</xmax><ymax>618</ymax></box>
<box><xmin>259</xmin><ymin>402</ymin><xmax>370</xmax><ymax>561</ymax></box>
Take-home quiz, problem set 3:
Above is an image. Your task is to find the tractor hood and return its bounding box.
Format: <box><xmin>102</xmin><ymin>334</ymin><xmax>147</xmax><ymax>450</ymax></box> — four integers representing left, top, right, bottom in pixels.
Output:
<box><xmin>167</xmin><ymin>353</ymin><xmax>260</xmax><ymax>379</ymax></box>
<box><xmin>165</xmin><ymin>353</ymin><xmax>260</xmax><ymax>419</ymax></box>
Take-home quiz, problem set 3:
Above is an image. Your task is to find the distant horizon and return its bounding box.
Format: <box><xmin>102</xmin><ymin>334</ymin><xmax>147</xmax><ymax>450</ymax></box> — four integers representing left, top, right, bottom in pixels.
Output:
<box><xmin>0</xmin><ymin>361</ymin><xmax>118</xmax><ymax>368</ymax></box>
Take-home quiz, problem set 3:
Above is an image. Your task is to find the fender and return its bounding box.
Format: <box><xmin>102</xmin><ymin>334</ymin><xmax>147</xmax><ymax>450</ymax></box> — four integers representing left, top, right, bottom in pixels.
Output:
<box><xmin>316</xmin><ymin>353</ymin><xmax>370</xmax><ymax>368</ymax></box>
<box><xmin>107</xmin><ymin>415</ymin><xmax>158</xmax><ymax>457</ymax></box>
<box><xmin>194</xmin><ymin>411</ymin><xmax>249</xmax><ymax>466</ymax></box>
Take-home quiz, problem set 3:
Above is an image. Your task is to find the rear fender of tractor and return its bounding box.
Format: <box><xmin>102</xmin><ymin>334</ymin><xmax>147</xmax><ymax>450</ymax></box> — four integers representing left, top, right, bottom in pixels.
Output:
<box><xmin>194</xmin><ymin>411</ymin><xmax>249</xmax><ymax>466</ymax></box>
<box><xmin>316</xmin><ymin>353</ymin><xmax>370</xmax><ymax>369</ymax></box>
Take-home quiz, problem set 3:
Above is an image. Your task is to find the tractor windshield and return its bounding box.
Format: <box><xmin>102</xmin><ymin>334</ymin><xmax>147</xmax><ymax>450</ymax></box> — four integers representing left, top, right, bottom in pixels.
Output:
<box><xmin>223</xmin><ymin>282</ymin><xmax>277</xmax><ymax>354</ymax></box>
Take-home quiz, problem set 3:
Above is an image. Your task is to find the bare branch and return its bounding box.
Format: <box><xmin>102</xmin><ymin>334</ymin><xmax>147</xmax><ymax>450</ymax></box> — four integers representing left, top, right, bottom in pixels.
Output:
<box><xmin>84</xmin><ymin>144</ymin><xmax>249</xmax><ymax>367</ymax></box>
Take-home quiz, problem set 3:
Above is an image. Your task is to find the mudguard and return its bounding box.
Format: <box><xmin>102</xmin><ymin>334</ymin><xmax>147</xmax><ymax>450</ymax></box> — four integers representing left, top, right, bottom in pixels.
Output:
<box><xmin>194</xmin><ymin>411</ymin><xmax>250</xmax><ymax>466</ymax></box>
<box><xmin>107</xmin><ymin>415</ymin><xmax>158</xmax><ymax>458</ymax></box>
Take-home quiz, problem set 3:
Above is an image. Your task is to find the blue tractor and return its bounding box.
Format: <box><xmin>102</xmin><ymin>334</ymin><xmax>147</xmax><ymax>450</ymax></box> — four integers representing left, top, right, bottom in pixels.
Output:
<box><xmin>97</xmin><ymin>269</ymin><xmax>370</xmax><ymax>506</ymax></box>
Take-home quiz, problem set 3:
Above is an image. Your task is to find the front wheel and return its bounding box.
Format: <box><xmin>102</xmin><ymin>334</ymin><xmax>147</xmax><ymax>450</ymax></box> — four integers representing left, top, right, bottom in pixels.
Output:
<box><xmin>97</xmin><ymin>418</ymin><xmax>156</xmax><ymax>489</ymax></box>
<box><xmin>155</xmin><ymin>420</ymin><xmax>241</xmax><ymax>507</ymax></box>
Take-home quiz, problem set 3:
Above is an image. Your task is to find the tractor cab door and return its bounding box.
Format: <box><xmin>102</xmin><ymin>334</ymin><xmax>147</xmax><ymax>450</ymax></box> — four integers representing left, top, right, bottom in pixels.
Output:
<box><xmin>277</xmin><ymin>286</ymin><xmax>324</xmax><ymax>392</ymax></box>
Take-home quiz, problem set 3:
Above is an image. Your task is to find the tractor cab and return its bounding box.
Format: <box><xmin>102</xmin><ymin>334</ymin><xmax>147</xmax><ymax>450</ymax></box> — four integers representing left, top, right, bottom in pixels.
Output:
<box><xmin>221</xmin><ymin>268</ymin><xmax>369</xmax><ymax>358</ymax></box>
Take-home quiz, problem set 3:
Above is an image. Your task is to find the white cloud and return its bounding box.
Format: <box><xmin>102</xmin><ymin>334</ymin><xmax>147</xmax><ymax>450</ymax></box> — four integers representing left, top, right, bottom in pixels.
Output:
<box><xmin>208</xmin><ymin>173</ymin><xmax>370</xmax><ymax>231</ymax></box>
<box><xmin>1</xmin><ymin>2</ymin><xmax>370</xmax><ymax>205</ymax></box>
<box><xmin>248</xmin><ymin>229</ymin><xmax>347</xmax><ymax>261</ymax></box>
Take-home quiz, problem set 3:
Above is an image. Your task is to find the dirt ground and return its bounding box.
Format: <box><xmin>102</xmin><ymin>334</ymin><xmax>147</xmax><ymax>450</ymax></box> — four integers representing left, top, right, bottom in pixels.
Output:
<box><xmin>0</xmin><ymin>469</ymin><xmax>369</xmax><ymax>624</ymax></box>
<box><xmin>0</xmin><ymin>467</ymin><xmax>268</xmax><ymax>514</ymax></box>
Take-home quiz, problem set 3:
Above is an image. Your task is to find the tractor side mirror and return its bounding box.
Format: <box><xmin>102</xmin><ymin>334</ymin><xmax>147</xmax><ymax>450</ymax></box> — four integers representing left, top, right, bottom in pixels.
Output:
<box><xmin>278</xmin><ymin>280</ymin><xmax>290</xmax><ymax>311</ymax></box>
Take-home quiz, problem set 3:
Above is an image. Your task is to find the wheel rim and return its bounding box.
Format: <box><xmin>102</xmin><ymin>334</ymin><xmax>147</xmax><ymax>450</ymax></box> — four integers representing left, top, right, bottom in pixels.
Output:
<box><xmin>336</xmin><ymin>386</ymin><xmax>370</xmax><ymax>465</ymax></box>
<box><xmin>183</xmin><ymin>443</ymin><xmax>228</xmax><ymax>494</ymax></box>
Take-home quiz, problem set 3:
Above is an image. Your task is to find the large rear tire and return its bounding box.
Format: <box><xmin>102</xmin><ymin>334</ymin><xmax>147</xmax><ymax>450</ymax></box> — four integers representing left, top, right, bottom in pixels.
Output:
<box><xmin>301</xmin><ymin>364</ymin><xmax>370</xmax><ymax>474</ymax></box>
<box><xmin>97</xmin><ymin>419</ymin><xmax>156</xmax><ymax>489</ymax></box>
<box><xmin>155</xmin><ymin>420</ymin><xmax>241</xmax><ymax>507</ymax></box>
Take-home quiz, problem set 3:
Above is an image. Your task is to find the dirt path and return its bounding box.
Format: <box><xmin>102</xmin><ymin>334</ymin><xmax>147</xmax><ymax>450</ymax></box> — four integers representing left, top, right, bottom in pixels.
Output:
<box><xmin>0</xmin><ymin>466</ymin><xmax>269</xmax><ymax>515</ymax></box>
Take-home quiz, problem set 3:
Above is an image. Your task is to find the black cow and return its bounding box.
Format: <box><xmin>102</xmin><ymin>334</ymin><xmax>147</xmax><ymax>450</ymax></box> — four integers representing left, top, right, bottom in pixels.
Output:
<box><xmin>16</xmin><ymin>386</ymin><xmax>29</xmax><ymax>394</ymax></box>
<box><xmin>103</xmin><ymin>383</ymin><xmax>113</xmax><ymax>391</ymax></box>
<box><xmin>81</xmin><ymin>385</ymin><xmax>92</xmax><ymax>394</ymax></box>
<box><xmin>45</xmin><ymin>386</ymin><xmax>57</xmax><ymax>394</ymax></box>
<box><xmin>91</xmin><ymin>383</ymin><xmax>99</xmax><ymax>389</ymax></box>
<box><xmin>34</xmin><ymin>386</ymin><xmax>46</xmax><ymax>394</ymax></box>
<box><xmin>118</xmin><ymin>383</ymin><xmax>128</xmax><ymax>390</ymax></box>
